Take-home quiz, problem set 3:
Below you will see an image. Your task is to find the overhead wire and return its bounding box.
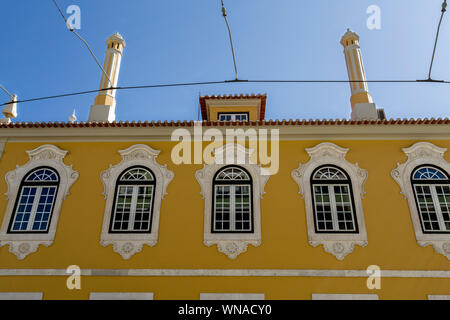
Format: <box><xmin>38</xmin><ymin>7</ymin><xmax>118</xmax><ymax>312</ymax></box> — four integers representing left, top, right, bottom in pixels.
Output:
<box><xmin>2</xmin><ymin>2</ymin><xmax>450</xmax><ymax>108</ymax></box>
<box><xmin>2</xmin><ymin>79</ymin><xmax>450</xmax><ymax>107</ymax></box>
<box><xmin>0</xmin><ymin>85</ymin><xmax>13</xmax><ymax>98</ymax></box>
<box><xmin>51</xmin><ymin>0</ymin><xmax>113</xmax><ymax>87</ymax></box>
<box><xmin>220</xmin><ymin>0</ymin><xmax>239</xmax><ymax>80</ymax></box>
<box><xmin>425</xmin><ymin>0</ymin><xmax>448</xmax><ymax>81</ymax></box>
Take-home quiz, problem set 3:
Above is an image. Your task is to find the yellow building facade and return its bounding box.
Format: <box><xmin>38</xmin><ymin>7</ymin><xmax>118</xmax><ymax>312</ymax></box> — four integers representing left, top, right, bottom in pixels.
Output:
<box><xmin>0</xmin><ymin>30</ymin><xmax>449</xmax><ymax>300</ymax></box>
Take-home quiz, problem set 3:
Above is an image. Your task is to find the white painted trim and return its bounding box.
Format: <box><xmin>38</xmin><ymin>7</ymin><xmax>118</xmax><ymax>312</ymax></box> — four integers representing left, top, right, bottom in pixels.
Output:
<box><xmin>391</xmin><ymin>142</ymin><xmax>450</xmax><ymax>260</ymax></box>
<box><xmin>0</xmin><ymin>125</ymin><xmax>449</xmax><ymax>143</ymax></box>
<box><xmin>312</xmin><ymin>294</ymin><xmax>378</xmax><ymax>300</ymax></box>
<box><xmin>89</xmin><ymin>292</ymin><xmax>154</xmax><ymax>300</ymax></box>
<box><xmin>291</xmin><ymin>142</ymin><xmax>369</xmax><ymax>260</ymax></box>
<box><xmin>0</xmin><ymin>292</ymin><xmax>43</xmax><ymax>300</ymax></box>
<box><xmin>428</xmin><ymin>295</ymin><xmax>450</xmax><ymax>300</ymax></box>
<box><xmin>100</xmin><ymin>144</ymin><xmax>174</xmax><ymax>259</ymax></box>
<box><xmin>0</xmin><ymin>138</ymin><xmax>6</xmax><ymax>160</ymax></box>
<box><xmin>195</xmin><ymin>143</ymin><xmax>269</xmax><ymax>259</ymax></box>
<box><xmin>200</xmin><ymin>293</ymin><xmax>265</xmax><ymax>300</ymax></box>
<box><xmin>0</xmin><ymin>145</ymin><xmax>79</xmax><ymax>259</ymax></box>
<box><xmin>0</xmin><ymin>269</ymin><xmax>449</xmax><ymax>278</ymax></box>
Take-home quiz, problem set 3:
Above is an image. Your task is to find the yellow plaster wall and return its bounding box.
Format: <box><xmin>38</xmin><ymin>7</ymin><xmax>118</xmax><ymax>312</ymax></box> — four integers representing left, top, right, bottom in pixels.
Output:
<box><xmin>0</xmin><ymin>139</ymin><xmax>449</xmax><ymax>299</ymax></box>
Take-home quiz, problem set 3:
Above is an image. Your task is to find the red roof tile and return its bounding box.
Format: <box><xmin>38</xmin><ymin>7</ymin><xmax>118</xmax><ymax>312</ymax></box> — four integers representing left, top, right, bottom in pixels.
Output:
<box><xmin>0</xmin><ymin>118</ymin><xmax>448</xmax><ymax>129</ymax></box>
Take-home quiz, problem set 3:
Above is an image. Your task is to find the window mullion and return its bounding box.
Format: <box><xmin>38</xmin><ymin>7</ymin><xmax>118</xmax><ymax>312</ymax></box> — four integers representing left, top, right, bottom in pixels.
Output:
<box><xmin>230</xmin><ymin>186</ymin><xmax>236</xmax><ymax>231</ymax></box>
<box><xmin>430</xmin><ymin>185</ymin><xmax>446</xmax><ymax>231</ymax></box>
<box><xmin>27</xmin><ymin>186</ymin><xmax>42</xmax><ymax>231</ymax></box>
<box><xmin>128</xmin><ymin>185</ymin><xmax>139</xmax><ymax>231</ymax></box>
<box><xmin>247</xmin><ymin>183</ymin><xmax>252</xmax><ymax>230</ymax></box>
<box><xmin>414</xmin><ymin>184</ymin><xmax>430</xmax><ymax>232</ymax></box>
<box><xmin>329</xmin><ymin>185</ymin><xmax>339</xmax><ymax>231</ymax></box>
<box><xmin>213</xmin><ymin>185</ymin><xmax>218</xmax><ymax>232</ymax></box>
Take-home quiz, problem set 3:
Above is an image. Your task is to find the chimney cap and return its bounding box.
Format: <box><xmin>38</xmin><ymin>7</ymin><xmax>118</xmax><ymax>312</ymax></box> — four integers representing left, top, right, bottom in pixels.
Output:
<box><xmin>106</xmin><ymin>32</ymin><xmax>126</xmax><ymax>47</ymax></box>
<box><xmin>340</xmin><ymin>28</ymin><xmax>359</xmax><ymax>46</ymax></box>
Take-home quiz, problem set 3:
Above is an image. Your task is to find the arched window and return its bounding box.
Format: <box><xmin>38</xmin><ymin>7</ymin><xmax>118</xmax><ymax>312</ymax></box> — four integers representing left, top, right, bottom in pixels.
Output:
<box><xmin>8</xmin><ymin>167</ymin><xmax>60</xmax><ymax>233</ymax></box>
<box><xmin>411</xmin><ymin>165</ymin><xmax>450</xmax><ymax>233</ymax></box>
<box><xmin>310</xmin><ymin>165</ymin><xmax>358</xmax><ymax>233</ymax></box>
<box><xmin>212</xmin><ymin>166</ymin><xmax>253</xmax><ymax>233</ymax></box>
<box><xmin>109</xmin><ymin>166</ymin><xmax>156</xmax><ymax>233</ymax></box>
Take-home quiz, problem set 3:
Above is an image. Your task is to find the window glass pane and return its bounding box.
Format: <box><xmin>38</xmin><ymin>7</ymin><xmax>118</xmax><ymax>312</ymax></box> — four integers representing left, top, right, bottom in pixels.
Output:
<box><xmin>25</xmin><ymin>168</ymin><xmax>58</xmax><ymax>182</ymax></box>
<box><xmin>120</xmin><ymin>168</ymin><xmax>154</xmax><ymax>181</ymax></box>
<box><xmin>31</xmin><ymin>186</ymin><xmax>57</xmax><ymax>231</ymax></box>
<box><xmin>234</xmin><ymin>185</ymin><xmax>251</xmax><ymax>231</ymax></box>
<box><xmin>214</xmin><ymin>185</ymin><xmax>231</xmax><ymax>231</ymax></box>
<box><xmin>215</xmin><ymin>167</ymin><xmax>250</xmax><ymax>181</ymax></box>
<box><xmin>415</xmin><ymin>185</ymin><xmax>441</xmax><ymax>231</ymax></box>
<box><xmin>436</xmin><ymin>185</ymin><xmax>450</xmax><ymax>231</ymax></box>
<box><xmin>334</xmin><ymin>185</ymin><xmax>355</xmax><ymax>231</ymax></box>
<box><xmin>112</xmin><ymin>186</ymin><xmax>133</xmax><ymax>231</ymax></box>
<box><xmin>12</xmin><ymin>187</ymin><xmax>37</xmax><ymax>231</ymax></box>
<box><xmin>133</xmin><ymin>186</ymin><xmax>153</xmax><ymax>231</ymax></box>
<box><xmin>313</xmin><ymin>167</ymin><xmax>347</xmax><ymax>180</ymax></box>
<box><xmin>218</xmin><ymin>114</ymin><xmax>248</xmax><ymax>121</ymax></box>
<box><xmin>413</xmin><ymin>167</ymin><xmax>448</xmax><ymax>180</ymax></box>
<box><xmin>313</xmin><ymin>185</ymin><xmax>333</xmax><ymax>231</ymax></box>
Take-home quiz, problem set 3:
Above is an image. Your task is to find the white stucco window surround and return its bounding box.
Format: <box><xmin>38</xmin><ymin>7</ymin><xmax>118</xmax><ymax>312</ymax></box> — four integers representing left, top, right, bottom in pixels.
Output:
<box><xmin>0</xmin><ymin>145</ymin><xmax>79</xmax><ymax>260</ymax></box>
<box><xmin>391</xmin><ymin>142</ymin><xmax>450</xmax><ymax>260</ymax></box>
<box><xmin>100</xmin><ymin>144</ymin><xmax>174</xmax><ymax>260</ymax></box>
<box><xmin>195</xmin><ymin>144</ymin><xmax>270</xmax><ymax>259</ymax></box>
<box><xmin>291</xmin><ymin>142</ymin><xmax>369</xmax><ymax>260</ymax></box>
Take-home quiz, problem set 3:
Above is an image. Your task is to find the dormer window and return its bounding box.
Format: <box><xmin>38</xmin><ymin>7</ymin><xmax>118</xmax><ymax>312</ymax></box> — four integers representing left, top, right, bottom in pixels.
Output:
<box><xmin>199</xmin><ymin>94</ymin><xmax>266</xmax><ymax>122</ymax></box>
<box><xmin>218</xmin><ymin>113</ymin><xmax>249</xmax><ymax>122</ymax></box>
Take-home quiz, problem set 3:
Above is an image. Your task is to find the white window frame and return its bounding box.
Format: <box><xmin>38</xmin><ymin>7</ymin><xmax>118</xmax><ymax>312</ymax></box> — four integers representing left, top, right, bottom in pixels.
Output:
<box><xmin>0</xmin><ymin>145</ymin><xmax>78</xmax><ymax>260</ymax></box>
<box><xmin>89</xmin><ymin>292</ymin><xmax>154</xmax><ymax>300</ymax></box>
<box><xmin>9</xmin><ymin>169</ymin><xmax>59</xmax><ymax>233</ymax></box>
<box><xmin>100</xmin><ymin>144</ymin><xmax>174</xmax><ymax>260</ymax></box>
<box><xmin>391</xmin><ymin>142</ymin><xmax>450</xmax><ymax>259</ymax></box>
<box><xmin>218</xmin><ymin>113</ymin><xmax>249</xmax><ymax>122</ymax></box>
<box><xmin>110</xmin><ymin>168</ymin><xmax>155</xmax><ymax>233</ymax></box>
<box><xmin>413</xmin><ymin>181</ymin><xmax>449</xmax><ymax>232</ymax></box>
<box><xmin>213</xmin><ymin>170</ymin><xmax>253</xmax><ymax>232</ymax></box>
<box><xmin>200</xmin><ymin>293</ymin><xmax>265</xmax><ymax>300</ymax></box>
<box><xmin>195</xmin><ymin>143</ymin><xmax>269</xmax><ymax>259</ymax></box>
<box><xmin>291</xmin><ymin>142</ymin><xmax>369</xmax><ymax>260</ymax></box>
<box><xmin>311</xmin><ymin>170</ymin><xmax>358</xmax><ymax>233</ymax></box>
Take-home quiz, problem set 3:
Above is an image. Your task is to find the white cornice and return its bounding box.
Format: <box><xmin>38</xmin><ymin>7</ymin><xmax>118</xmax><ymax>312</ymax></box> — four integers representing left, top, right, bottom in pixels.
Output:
<box><xmin>0</xmin><ymin>268</ymin><xmax>450</xmax><ymax>278</ymax></box>
<box><xmin>0</xmin><ymin>125</ymin><xmax>449</xmax><ymax>142</ymax></box>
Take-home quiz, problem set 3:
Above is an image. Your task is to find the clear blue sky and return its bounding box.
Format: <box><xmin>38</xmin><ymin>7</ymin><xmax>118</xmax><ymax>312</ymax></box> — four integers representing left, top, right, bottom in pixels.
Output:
<box><xmin>1</xmin><ymin>0</ymin><xmax>450</xmax><ymax>122</ymax></box>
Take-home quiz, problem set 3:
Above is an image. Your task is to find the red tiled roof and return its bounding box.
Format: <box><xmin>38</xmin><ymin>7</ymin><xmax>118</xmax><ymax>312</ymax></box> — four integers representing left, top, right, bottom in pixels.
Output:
<box><xmin>199</xmin><ymin>94</ymin><xmax>267</xmax><ymax>121</ymax></box>
<box><xmin>0</xmin><ymin>118</ymin><xmax>448</xmax><ymax>128</ymax></box>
